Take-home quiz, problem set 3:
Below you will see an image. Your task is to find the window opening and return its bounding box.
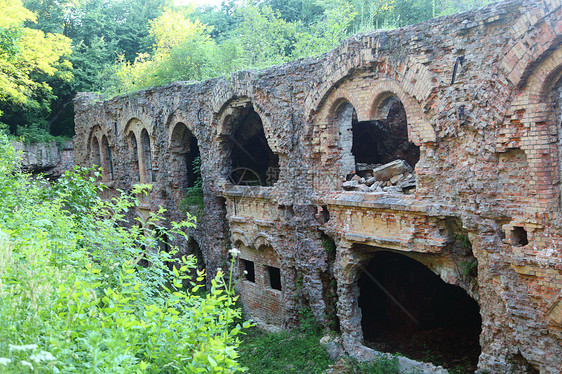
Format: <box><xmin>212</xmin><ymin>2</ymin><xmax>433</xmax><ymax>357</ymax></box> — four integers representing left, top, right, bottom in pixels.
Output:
<box><xmin>243</xmin><ymin>259</ymin><xmax>256</xmax><ymax>283</ymax></box>
<box><xmin>267</xmin><ymin>266</ymin><xmax>282</xmax><ymax>290</ymax></box>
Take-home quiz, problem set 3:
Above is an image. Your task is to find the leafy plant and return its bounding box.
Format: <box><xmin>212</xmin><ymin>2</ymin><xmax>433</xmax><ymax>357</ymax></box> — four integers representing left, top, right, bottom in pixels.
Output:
<box><xmin>340</xmin><ymin>354</ymin><xmax>400</xmax><ymax>374</ymax></box>
<box><xmin>238</xmin><ymin>328</ymin><xmax>332</xmax><ymax>374</ymax></box>
<box><xmin>0</xmin><ymin>134</ymin><xmax>250</xmax><ymax>373</ymax></box>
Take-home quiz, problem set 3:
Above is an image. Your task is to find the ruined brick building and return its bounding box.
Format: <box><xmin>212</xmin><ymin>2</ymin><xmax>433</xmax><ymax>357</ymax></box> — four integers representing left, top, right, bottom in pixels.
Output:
<box><xmin>73</xmin><ymin>0</ymin><xmax>562</xmax><ymax>372</ymax></box>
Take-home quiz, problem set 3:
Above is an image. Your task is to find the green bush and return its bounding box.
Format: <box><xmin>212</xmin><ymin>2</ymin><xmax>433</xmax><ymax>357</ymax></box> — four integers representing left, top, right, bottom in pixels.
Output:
<box><xmin>0</xmin><ymin>133</ymin><xmax>250</xmax><ymax>373</ymax></box>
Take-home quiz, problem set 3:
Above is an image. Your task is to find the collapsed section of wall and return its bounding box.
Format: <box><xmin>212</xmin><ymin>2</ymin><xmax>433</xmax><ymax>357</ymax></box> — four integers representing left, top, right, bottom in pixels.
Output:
<box><xmin>74</xmin><ymin>1</ymin><xmax>562</xmax><ymax>372</ymax></box>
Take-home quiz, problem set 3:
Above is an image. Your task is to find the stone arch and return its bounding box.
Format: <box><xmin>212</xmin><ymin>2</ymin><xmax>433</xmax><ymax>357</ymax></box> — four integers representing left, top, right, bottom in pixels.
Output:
<box><xmin>168</xmin><ymin>122</ymin><xmax>201</xmax><ymax>190</ymax></box>
<box><xmin>367</xmin><ymin>80</ymin><xmax>435</xmax><ymax>145</ymax></box>
<box><xmin>87</xmin><ymin>125</ymin><xmax>103</xmax><ymax>168</ymax></box>
<box><xmin>315</xmin><ymin>77</ymin><xmax>429</xmax><ymax>185</ymax></box>
<box><xmin>498</xmin><ymin>1</ymin><xmax>561</xmax><ymax>88</ymax></box>
<box><xmin>231</xmin><ymin>229</ymin><xmax>250</xmax><ymax>248</ymax></box>
<box><xmin>124</xmin><ymin>118</ymin><xmax>145</xmax><ymax>183</ymax></box>
<box><xmin>501</xmin><ymin>47</ymin><xmax>562</xmax><ymax>214</ymax></box>
<box><xmin>215</xmin><ymin>97</ymin><xmax>280</xmax><ymax>186</ymax></box>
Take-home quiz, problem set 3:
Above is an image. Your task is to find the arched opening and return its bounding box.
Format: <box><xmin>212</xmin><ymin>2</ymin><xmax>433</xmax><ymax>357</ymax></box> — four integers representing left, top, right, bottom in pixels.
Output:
<box><xmin>358</xmin><ymin>251</ymin><xmax>481</xmax><ymax>372</ymax></box>
<box><xmin>128</xmin><ymin>132</ymin><xmax>140</xmax><ymax>182</ymax></box>
<box><xmin>92</xmin><ymin>136</ymin><xmax>101</xmax><ymax>168</ymax></box>
<box><xmin>101</xmin><ymin>135</ymin><xmax>114</xmax><ymax>181</ymax></box>
<box><xmin>355</xmin><ymin>96</ymin><xmax>419</xmax><ymax>168</ymax></box>
<box><xmin>170</xmin><ymin>123</ymin><xmax>201</xmax><ymax>190</ymax></box>
<box><xmin>336</xmin><ymin>96</ymin><xmax>420</xmax><ymax>193</ymax></box>
<box><xmin>227</xmin><ymin>104</ymin><xmax>279</xmax><ymax>186</ymax></box>
<box><xmin>140</xmin><ymin>129</ymin><xmax>155</xmax><ymax>182</ymax></box>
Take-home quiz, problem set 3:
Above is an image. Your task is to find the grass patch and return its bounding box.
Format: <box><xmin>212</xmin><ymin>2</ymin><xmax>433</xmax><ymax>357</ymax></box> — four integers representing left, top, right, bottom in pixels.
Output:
<box><xmin>238</xmin><ymin>327</ymin><xmax>332</xmax><ymax>373</ymax></box>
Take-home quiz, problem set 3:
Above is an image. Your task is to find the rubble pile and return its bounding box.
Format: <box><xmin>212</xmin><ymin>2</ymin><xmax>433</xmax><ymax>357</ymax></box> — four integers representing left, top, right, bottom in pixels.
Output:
<box><xmin>342</xmin><ymin>160</ymin><xmax>416</xmax><ymax>193</ymax></box>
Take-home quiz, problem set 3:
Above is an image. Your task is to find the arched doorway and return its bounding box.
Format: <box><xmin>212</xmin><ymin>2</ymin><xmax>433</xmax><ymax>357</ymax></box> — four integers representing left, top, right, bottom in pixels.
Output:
<box><xmin>358</xmin><ymin>251</ymin><xmax>481</xmax><ymax>372</ymax></box>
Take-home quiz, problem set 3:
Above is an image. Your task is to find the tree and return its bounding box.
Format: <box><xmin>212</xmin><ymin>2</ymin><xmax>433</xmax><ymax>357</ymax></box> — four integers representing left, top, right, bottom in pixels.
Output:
<box><xmin>293</xmin><ymin>0</ymin><xmax>356</xmax><ymax>58</ymax></box>
<box><xmin>0</xmin><ymin>0</ymin><xmax>72</xmax><ymax>135</ymax></box>
<box><xmin>111</xmin><ymin>9</ymin><xmax>217</xmax><ymax>94</ymax></box>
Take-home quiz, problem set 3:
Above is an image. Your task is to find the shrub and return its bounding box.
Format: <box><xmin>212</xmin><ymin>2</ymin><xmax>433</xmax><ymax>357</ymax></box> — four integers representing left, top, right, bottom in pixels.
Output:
<box><xmin>0</xmin><ymin>133</ymin><xmax>250</xmax><ymax>373</ymax></box>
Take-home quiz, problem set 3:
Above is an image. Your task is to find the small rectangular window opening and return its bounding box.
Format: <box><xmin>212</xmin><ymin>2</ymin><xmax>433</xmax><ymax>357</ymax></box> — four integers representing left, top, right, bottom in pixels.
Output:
<box><xmin>268</xmin><ymin>266</ymin><xmax>282</xmax><ymax>291</ymax></box>
<box><xmin>512</xmin><ymin>226</ymin><xmax>528</xmax><ymax>247</ymax></box>
<box><xmin>243</xmin><ymin>260</ymin><xmax>255</xmax><ymax>283</ymax></box>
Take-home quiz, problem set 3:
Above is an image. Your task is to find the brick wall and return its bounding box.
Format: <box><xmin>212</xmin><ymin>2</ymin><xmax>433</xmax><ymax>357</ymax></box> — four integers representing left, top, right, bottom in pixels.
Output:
<box><xmin>74</xmin><ymin>1</ymin><xmax>562</xmax><ymax>371</ymax></box>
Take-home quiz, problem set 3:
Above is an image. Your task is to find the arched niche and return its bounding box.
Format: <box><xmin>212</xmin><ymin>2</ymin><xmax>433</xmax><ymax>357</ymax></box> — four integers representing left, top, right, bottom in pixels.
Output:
<box><xmin>218</xmin><ymin>99</ymin><xmax>279</xmax><ymax>186</ymax></box>
<box><xmin>91</xmin><ymin>136</ymin><xmax>101</xmax><ymax>168</ymax></box>
<box><xmin>128</xmin><ymin>131</ymin><xmax>140</xmax><ymax>182</ymax></box>
<box><xmin>140</xmin><ymin>129</ymin><xmax>155</xmax><ymax>183</ymax></box>
<box><xmin>101</xmin><ymin>135</ymin><xmax>114</xmax><ymax>181</ymax></box>
<box><xmin>169</xmin><ymin>122</ymin><xmax>201</xmax><ymax>190</ymax></box>
<box><xmin>333</xmin><ymin>94</ymin><xmax>420</xmax><ymax>181</ymax></box>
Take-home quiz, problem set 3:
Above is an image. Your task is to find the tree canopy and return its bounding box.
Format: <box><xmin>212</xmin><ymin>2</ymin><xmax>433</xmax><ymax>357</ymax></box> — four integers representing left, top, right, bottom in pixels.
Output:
<box><xmin>0</xmin><ymin>0</ymin><xmax>492</xmax><ymax>140</ymax></box>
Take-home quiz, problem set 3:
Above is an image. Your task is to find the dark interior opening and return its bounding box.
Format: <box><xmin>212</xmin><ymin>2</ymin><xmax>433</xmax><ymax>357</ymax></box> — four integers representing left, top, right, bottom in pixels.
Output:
<box><xmin>243</xmin><ymin>259</ymin><xmax>256</xmax><ymax>283</ymax></box>
<box><xmin>352</xmin><ymin>98</ymin><xmax>420</xmax><ymax>169</ymax></box>
<box><xmin>129</xmin><ymin>133</ymin><xmax>140</xmax><ymax>182</ymax></box>
<box><xmin>229</xmin><ymin>106</ymin><xmax>279</xmax><ymax>186</ymax></box>
<box><xmin>140</xmin><ymin>129</ymin><xmax>155</xmax><ymax>182</ymax></box>
<box><xmin>268</xmin><ymin>266</ymin><xmax>282</xmax><ymax>290</ymax></box>
<box><xmin>359</xmin><ymin>251</ymin><xmax>481</xmax><ymax>372</ymax></box>
<box><xmin>512</xmin><ymin>226</ymin><xmax>528</xmax><ymax>246</ymax></box>
<box><xmin>186</xmin><ymin>135</ymin><xmax>201</xmax><ymax>188</ymax></box>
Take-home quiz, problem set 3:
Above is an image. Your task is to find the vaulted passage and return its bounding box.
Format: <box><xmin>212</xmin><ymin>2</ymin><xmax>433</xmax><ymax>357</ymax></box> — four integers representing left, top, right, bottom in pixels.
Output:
<box><xmin>359</xmin><ymin>251</ymin><xmax>481</xmax><ymax>372</ymax></box>
<box><xmin>229</xmin><ymin>106</ymin><xmax>279</xmax><ymax>186</ymax></box>
<box><xmin>170</xmin><ymin>123</ymin><xmax>201</xmax><ymax>190</ymax></box>
<box><xmin>353</xmin><ymin>97</ymin><xmax>419</xmax><ymax>169</ymax></box>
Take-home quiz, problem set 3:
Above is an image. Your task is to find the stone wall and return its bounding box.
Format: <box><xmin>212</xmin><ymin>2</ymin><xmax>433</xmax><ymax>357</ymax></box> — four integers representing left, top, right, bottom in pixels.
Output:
<box><xmin>12</xmin><ymin>140</ymin><xmax>74</xmax><ymax>178</ymax></box>
<box><xmin>74</xmin><ymin>0</ymin><xmax>562</xmax><ymax>372</ymax></box>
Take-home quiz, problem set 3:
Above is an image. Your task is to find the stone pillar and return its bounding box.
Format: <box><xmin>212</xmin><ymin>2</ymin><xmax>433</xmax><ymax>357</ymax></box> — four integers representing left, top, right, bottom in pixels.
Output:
<box><xmin>334</xmin><ymin>241</ymin><xmax>374</xmax><ymax>360</ymax></box>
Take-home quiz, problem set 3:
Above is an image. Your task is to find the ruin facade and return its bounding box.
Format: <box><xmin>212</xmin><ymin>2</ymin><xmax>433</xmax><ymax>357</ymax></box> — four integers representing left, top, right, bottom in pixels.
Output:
<box><xmin>73</xmin><ymin>0</ymin><xmax>562</xmax><ymax>372</ymax></box>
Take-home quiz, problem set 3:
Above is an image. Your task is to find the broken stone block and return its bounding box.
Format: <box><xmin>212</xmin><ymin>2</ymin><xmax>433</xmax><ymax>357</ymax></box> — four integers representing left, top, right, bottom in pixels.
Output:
<box><xmin>399</xmin><ymin>176</ymin><xmax>416</xmax><ymax>190</ymax></box>
<box><xmin>390</xmin><ymin>173</ymin><xmax>404</xmax><ymax>184</ymax></box>
<box><xmin>372</xmin><ymin>160</ymin><xmax>413</xmax><ymax>182</ymax></box>
<box><xmin>356</xmin><ymin>163</ymin><xmax>379</xmax><ymax>172</ymax></box>
<box><xmin>365</xmin><ymin>177</ymin><xmax>377</xmax><ymax>186</ymax></box>
<box><xmin>343</xmin><ymin>180</ymin><xmax>359</xmax><ymax>190</ymax></box>
<box><xmin>383</xmin><ymin>186</ymin><xmax>402</xmax><ymax>193</ymax></box>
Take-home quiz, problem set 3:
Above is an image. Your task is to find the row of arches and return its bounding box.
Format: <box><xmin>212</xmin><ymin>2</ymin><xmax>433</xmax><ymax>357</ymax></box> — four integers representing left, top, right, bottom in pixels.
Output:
<box><xmin>89</xmin><ymin>80</ymin><xmax>428</xmax><ymax>193</ymax></box>
<box><xmin>89</xmin><ymin>129</ymin><xmax>114</xmax><ymax>182</ymax></box>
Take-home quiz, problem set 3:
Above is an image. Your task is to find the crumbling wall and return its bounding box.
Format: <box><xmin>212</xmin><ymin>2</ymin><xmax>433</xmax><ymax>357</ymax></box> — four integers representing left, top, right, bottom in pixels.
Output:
<box><xmin>74</xmin><ymin>1</ymin><xmax>562</xmax><ymax>372</ymax></box>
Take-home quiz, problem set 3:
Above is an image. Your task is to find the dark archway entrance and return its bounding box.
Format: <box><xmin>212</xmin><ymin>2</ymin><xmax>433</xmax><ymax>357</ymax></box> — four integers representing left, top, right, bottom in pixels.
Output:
<box><xmin>358</xmin><ymin>251</ymin><xmax>481</xmax><ymax>372</ymax></box>
<box><xmin>228</xmin><ymin>105</ymin><xmax>279</xmax><ymax>186</ymax></box>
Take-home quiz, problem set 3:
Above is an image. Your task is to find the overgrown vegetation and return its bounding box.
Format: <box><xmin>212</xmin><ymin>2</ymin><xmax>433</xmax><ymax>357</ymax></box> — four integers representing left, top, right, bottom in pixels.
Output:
<box><xmin>238</xmin><ymin>308</ymin><xmax>330</xmax><ymax>373</ymax></box>
<box><xmin>180</xmin><ymin>155</ymin><xmax>204</xmax><ymax>216</ymax></box>
<box><xmin>0</xmin><ymin>0</ymin><xmax>492</xmax><ymax>142</ymax></box>
<box><xmin>0</xmin><ymin>135</ymin><xmax>250</xmax><ymax>372</ymax></box>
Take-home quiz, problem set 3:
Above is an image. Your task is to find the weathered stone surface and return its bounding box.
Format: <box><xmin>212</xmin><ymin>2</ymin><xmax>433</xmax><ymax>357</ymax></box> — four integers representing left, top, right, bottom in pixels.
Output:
<box><xmin>12</xmin><ymin>140</ymin><xmax>74</xmax><ymax>178</ymax></box>
<box><xmin>73</xmin><ymin>1</ymin><xmax>562</xmax><ymax>372</ymax></box>
<box><xmin>372</xmin><ymin>160</ymin><xmax>412</xmax><ymax>183</ymax></box>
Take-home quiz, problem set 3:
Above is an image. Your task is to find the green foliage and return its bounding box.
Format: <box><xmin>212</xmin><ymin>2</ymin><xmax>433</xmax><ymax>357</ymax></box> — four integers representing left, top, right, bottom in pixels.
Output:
<box><xmin>0</xmin><ymin>134</ymin><xmax>250</xmax><ymax>373</ymax></box>
<box><xmin>339</xmin><ymin>354</ymin><xmax>400</xmax><ymax>373</ymax></box>
<box><xmin>292</xmin><ymin>0</ymin><xmax>356</xmax><ymax>58</ymax></box>
<box><xmin>322</xmin><ymin>237</ymin><xmax>336</xmax><ymax>256</ymax></box>
<box><xmin>0</xmin><ymin>0</ymin><xmax>72</xmax><ymax>136</ymax></box>
<box><xmin>238</xmin><ymin>327</ymin><xmax>332</xmax><ymax>374</ymax></box>
<box><xmin>180</xmin><ymin>155</ymin><xmax>204</xmax><ymax>217</ymax></box>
